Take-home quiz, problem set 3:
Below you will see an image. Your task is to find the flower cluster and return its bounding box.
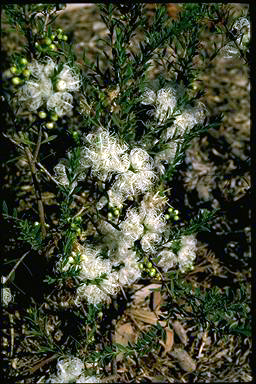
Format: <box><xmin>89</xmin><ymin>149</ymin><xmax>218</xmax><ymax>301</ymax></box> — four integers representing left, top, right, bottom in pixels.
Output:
<box><xmin>16</xmin><ymin>57</ymin><xmax>80</xmax><ymax>117</ymax></box>
<box><xmin>221</xmin><ymin>17</ymin><xmax>250</xmax><ymax>59</ymax></box>
<box><xmin>141</xmin><ymin>86</ymin><xmax>177</xmax><ymax>123</ymax></box>
<box><xmin>80</xmin><ymin>128</ymin><xmax>156</xmax><ymax>207</ymax></box>
<box><xmin>157</xmin><ymin>234</ymin><xmax>197</xmax><ymax>273</ymax></box>
<box><xmin>46</xmin><ymin>357</ymin><xmax>100</xmax><ymax>383</ymax></box>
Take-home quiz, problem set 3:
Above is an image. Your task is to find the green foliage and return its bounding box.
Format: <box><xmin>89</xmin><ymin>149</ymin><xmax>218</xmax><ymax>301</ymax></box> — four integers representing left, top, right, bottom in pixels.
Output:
<box><xmin>165</xmin><ymin>276</ymin><xmax>251</xmax><ymax>337</ymax></box>
<box><xmin>17</xmin><ymin>219</ymin><xmax>43</xmax><ymax>251</ymax></box>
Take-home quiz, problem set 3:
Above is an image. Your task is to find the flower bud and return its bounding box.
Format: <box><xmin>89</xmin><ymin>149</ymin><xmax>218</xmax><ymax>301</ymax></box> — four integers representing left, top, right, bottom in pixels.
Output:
<box><xmin>107</xmin><ymin>212</ymin><xmax>113</xmax><ymax>219</ymax></box>
<box><xmin>12</xmin><ymin>77</ymin><xmax>21</xmax><ymax>85</ymax></box>
<box><xmin>164</xmin><ymin>214</ymin><xmax>170</xmax><ymax>220</ymax></box>
<box><xmin>10</xmin><ymin>66</ymin><xmax>17</xmax><ymax>74</ymax></box>
<box><xmin>173</xmin><ymin>215</ymin><xmax>179</xmax><ymax>221</ymax></box>
<box><xmin>50</xmin><ymin>113</ymin><xmax>58</xmax><ymax>121</ymax></box>
<box><xmin>57</xmin><ymin>34</ymin><xmax>63</xmax><ymax>40</ymax></box>
<box><xmin>50</xmin><ymin>34</ymin><xmax>56</xmax><ymax>40</ymax></box>
<box><xmin>62</xmin><ymin>34</ymin><xmax>68</xmax><ymax>41</ymax></box>
<box><xmin>19</xmin><ymin>57</ymin><xmax>28</xmax><ymax>65</ymax></box>
<box><xmin>46</xmin><ymin>122</ymin><xmax>55</xmax><ymax>129</ymax></box>
<box><xmin>22</xmin><ymin>69</ymin><xmax>31</xmax><ymax>78</ymax></box>
<box><xmin>168</xmin><ymin>207</ymin><xmax>173</xmax><ymax>213</ymax></box>
<box><xmin>113</xmin><ymin>209</ymin><xmax>119</xmax><ymax>216</ymax></box>
<box><xmin>49</xmin><ymin>44</ymin><xmax>57</xmax><ymax>51</ymax></box>
<box><xmin>149</xmin><ymin>268</ymin><xmax>156</xmax><ymax>277</ymax></box>
<box><xmin>56</xmin><ymin>28</ymin><xmax>63</xmax><ymax>34</ymax></box>
<box><xmin>38</xmin><ymin>111</ymin><xmax>47</xmax><ymax>119</ymax></box>
<box><xmin>42</xmin><ymin>37</ymin><xmax>52</xmax><ymax>46</ymax></box>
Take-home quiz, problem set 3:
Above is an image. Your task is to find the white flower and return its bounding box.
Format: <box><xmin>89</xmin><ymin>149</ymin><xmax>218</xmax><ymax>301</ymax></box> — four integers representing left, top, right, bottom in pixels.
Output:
<box><xmin>178</xmin><ymin>235</ymin><xmax>197</xmax><ymax>272</ymax></box>
<box><xmin>17</xmin><ymin>77</ymin><xmax>53</xmax><ymax>112</ymax></box>
<box><xmin>141</xmin><ymin>232</ymin><xmax>162</xmax><ymax>253</ymax></box>
<box><xmin>141</xmin><ymin>87</ymin><xmax>177</xmax><ymax>123</ymax></box>
<box><xmin>129</xmin><ymin>148</ymin><xmax>152</xmax><ymax>171</ymax></box>
<box><xmin>1</xmin><ymin>276</ymin><xmax>12</xmax><ymax>306</ymax></box>
<box><xmin>76</xmin><ymin>283</ymin><xmax>110</xmax><ymax>305</ymax></box>
<box><xmin>56</xmin><ymin>64</ymin><xmax>80</xmax><ymax>92</ymax></box>
<box><xmin>157</xmin><ymin>249</ymin><xmax>177</xmax><ymax>272</ymax></box>
<box><xmin>221</xmin><ymin>17</ymin><xmax>250</xmax><ymax>58</ymax></box>
<box><xmin>78</xmin><ymin>247</ymin><xmax>112</xmax><ymax>280</ymax></box>
<box><xmin>81</xmin><ymin>129</ymin><xmax>130</xmax><ymax>181</ymax></box>
<box><xmin>47</xmin><ymin>91</ymin><xmax>74</xmax><ymax>117</ymax></box>
<box><xmin>117</xmin><ymin>253</ymin><xmax>141</xmax><ymax>285</ymax></box>
<box><xmin>119</xmin><ymin>207</ymin><xmax>144</xmax><ymax>240</ymax></box>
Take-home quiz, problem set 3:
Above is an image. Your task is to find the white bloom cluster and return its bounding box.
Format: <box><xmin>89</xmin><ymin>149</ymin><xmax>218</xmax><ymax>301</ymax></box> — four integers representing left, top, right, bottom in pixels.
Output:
<box><xmin>221</xmin><ymin>17</ymin><xmax>250</xmax><ymax>59</ymax></box>
<box><xmin>157</xmin><ymin>235</ymin><xmax>197</xmax><ymax>273</ymax></box>
<box><xmin>46</xmin><ymin>357</ymin><xmax>100</xmax><ymax>383</ymax></box>
<box><xmin>17</xmin><ymin>57</ymin><xmax>80</xmax><ymax>116</ymax></box>
<box><xmin>80</xmin><ymin>128</ymin><xmax>156</xmax><ymax>207</ymax></box>
<box><xmin>1</xmin><ymin>276</ymin><xmax>12</xmax><ymax>307</ymax></box>
<box><xmin>81</xmin><ymin>128</ymin><xmax>130</xmax><ymax>182</ymax></box>
<box><xmin>141</xmin><ymin>86</ymin><xmax>177</xmax><ymax>123</ymax></box>
<box><xmin>178</xmin><ymin>235</ymin><xmax>197</xmax><ymax>272</ymax></box>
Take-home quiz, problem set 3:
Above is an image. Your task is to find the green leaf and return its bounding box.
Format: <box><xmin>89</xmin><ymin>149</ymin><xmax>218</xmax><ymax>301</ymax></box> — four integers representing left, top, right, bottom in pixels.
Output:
<box><xmin>2</xmin><ymin>201</ymin><xmax>8</xmax><ymax>215</ymax></box>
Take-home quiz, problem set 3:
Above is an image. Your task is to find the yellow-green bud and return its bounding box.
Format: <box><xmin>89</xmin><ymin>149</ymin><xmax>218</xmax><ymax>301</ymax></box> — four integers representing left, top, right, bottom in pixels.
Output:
<box><xmin>113</xmin><ymin>209</ymin><xmax>119</xmax><ymax>216</ymax></box>
<box><xmin>156</xmin><ymin>273</ymin><xmax>161</xmax><ymax>280</ymax></box>
<box><xmin>56</xmin><ymin>28</ymin><xmax>63</xmax><ymax>34</ymax></box>
<box><xmin>147</xmin><ymin>262</ymin><xmax>153</xmax><ymax>268</ymax></box>
<box><xmin>38</xmin><ymin>111</ymin><xmax>47</xmax><ymax>119</ymax></box>
<box><xmin>149</xmin><ymin>268</ymin><xmax>156</xmax><ymax>277</ymax></box>
<box><xmin>12</xmin><ymin>77</ymin><xmax>21</xmax><ymax>85</ymax></box>
<box><xmin>35</xmin><ymin>42</ymin><xmax>40</xmax><ymax>48</ymax></box>
<box><xmin>62</xmin><ymin>34</ymin><xmax>68</xmax><ymax>41</ymax></box>
<box><xmin>10</xmin><ymin>66</ymin><xmax>17</xmax><ymax>74</ymax></box>
<box><xmin>174</xmin><ymin>215</ymin><xmax>179</xmax><ymax>221</ymax></box>
<box><xmin>46</xmin><ymin>122</ymin><xmax>55</xmax><ymax>129</ymax></box>
<box><xmin>168</xmin><ymin>207</ymin><xmax>173</xmax><ymax>213</ymax></box>
<box><xmin>34</xmin><ymin>221</ymin><xmax>40</xmax><ymax>226</ymax></box>
<box><xmin>57</xmin><ymin>34</ymin><xmax>63</xmax><ymax>40</ymax></box>
<box><xmin>76</xmin><ymin>228</ymin><xmax>81</xmax><ymax>235</ymax></box>
<box><xmin>72</xmin><ymin>131</ymin><xmax>78</xmax><ymax>138</ymax></box>
<box><xmin>174</xmin><ymin>209</ymin><xmax>179</xmax><ymax>215</ymax></box>
<box><xmin>19</xmin><ymin>57</ymin><xmax>28</xmax><ymax>65</ymax></box>
<box><xmin>49</xmin><ymin>44</ymin><xmax>57</xmax><ymax>51</ymax></box>
<box><xmin>107</xmin><ymin>212</ymin><xmax>113</xmax><ymax>219</ymax></box>
<box><xmin>50</xmin><ymin>113</ymin><xmax>58</xmax><ymax>121</ymax></box>
<box><xmin>139</xmin><ymin>263</ymin><xmax>144</xmax><ymax>270</ymax></box>
<box><xmin>22</xmin><ymin>69</ymin><xmax>31</xmax><ymax>78</ymax></box>
<box><xmin>50</xmin><ymin>34</ymin><xmax>55</xmax><ymax>40</ymax></box>
<box><xmin>164</xmin><ymin>214</ymin><xmax>170</xmax><ymax>220</ymax></box>
<box><xmin>42</xmin><ymin>37</ymin><xmax>52</xmax><ymax>46</ymax></box>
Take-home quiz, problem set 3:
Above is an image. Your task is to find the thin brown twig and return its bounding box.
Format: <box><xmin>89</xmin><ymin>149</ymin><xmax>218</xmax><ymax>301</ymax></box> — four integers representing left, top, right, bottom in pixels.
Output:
<box><xmin>33</xmin><ymin>125</ymin><xmax>42</xmax><ymax>162</ymax></box>
<box><xmin>4</xmin><ymin>251</ymin><xmax>30</xmax><ymax>284</ymax></box>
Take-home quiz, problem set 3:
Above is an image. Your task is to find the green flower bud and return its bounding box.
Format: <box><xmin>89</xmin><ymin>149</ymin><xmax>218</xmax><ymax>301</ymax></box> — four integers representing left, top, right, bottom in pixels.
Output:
<box><xmin>46</xmin><ymin>122</ymin><xmax>55</xmax><ymax>129</ymax></box>
<box><xmin>147</xmin><ymin>262</ymin><xmax>153</xmax><ymax>268</ymax></box>
<box><xmin>113</xmin><ymin>209</ymin><xmax>119</xmax><ymax>216</ymax></box>
<box><xmin>156</xmin><ymin>273</ymin><xmax>161</xmax><ymax>280</ymax></box>
<box><xmin>50</xmin><ymin>34</ymin><xmax>56</xmax><ymax>40</ymax></box>
<box><xmin>149</xmin><ymin>268</ymin><xmax>156</xmax><ymax>277</ymax></box>
<box><xmin>19</xmin><ymin>57</ymin><xmax>28</xmax><ymax>65</ymax></box>
<box><xmin>22</xmin><ymin>69</ymin><xmax>31</xmax><ymax>78</ymax></box>
<box><xmin>164</xmin><ymin>214</ymin><xmax>170</xmax><ymax>220</ymax></box>
<box><xmin>57</xmin><ymin>34</ymin><xmax>63</xmax><ymax>40</ymax></box>
<box><xmin>56</xmin><ymin>28</ymin><xmax>63</xmax><ymax>34</ymax></box>
<box><xmin>42</xmin><ymin>37</ymin><xmax>52</xmax><ymax>46</ymax></box>
<box><xmin>174</xmin><ymin>209</ymin><xmax>179</xmax><ymax>215</ymax></box>
<box><xmin>139</xmin><ymin>263</ymin><xmax>144</xmax><ymax>270</ymax></box>
<box><xmin>49</xmin><ymin>44</ymin><xmax>57</xmax><ymax>51</ymax></box>
<box><xmin>72</xmin><ymin>131</ymin><xmax>79</xmax><ymax>138</ymax></box>
<box><xmin>107</xmin><ymin>212</ymin><xmax>113</xmax><ymax>219</ymax></box>
<box><xmin>12</xmin><ymin>77</ymin><xmax>21</xmax><ymax>85</ymax></box>
<box><xmin>10</xmin><ymin>66</ymin><xmax>17</xmax><ymax>74</ymax></box>
<box><xmin>38</xmin><ymin>111</ymin><xmax>47</xmax><ymax>119</ymax></box>
<box><xmin>34</xmin><ymin>221</ymin><xmax>40</xmax><ymax>226</ymax></box>
<box><xmin>50</xmin><ymin>113</ymin><xmax>58</xmax><ymax>121</ymax></box>
<box><xmin>173</xmin><ymin>215</ymin><xmax>179</xmax><ymax>221</ymax></box>
<box><xmin>62</xmin><ymin>34</ymin><xmax>68</xmax><ymax>41</ymax></box>
<box><xmin>168</xmin><ymin>207</ymin><xmax>173</xmax><ymax>213</ymax></box>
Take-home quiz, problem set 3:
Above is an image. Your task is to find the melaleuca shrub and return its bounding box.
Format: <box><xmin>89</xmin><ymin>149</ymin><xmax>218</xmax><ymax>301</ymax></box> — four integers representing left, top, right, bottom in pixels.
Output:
<box><xmin>2</xmin><ymin>3</ymin><xmax>250</xmax><ymax>382</ymax></box>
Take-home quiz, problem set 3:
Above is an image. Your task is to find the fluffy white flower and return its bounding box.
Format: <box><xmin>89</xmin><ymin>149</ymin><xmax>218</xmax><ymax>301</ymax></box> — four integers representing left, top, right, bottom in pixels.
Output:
<box><xmin>78</xmin><ymin>247</ymin><xmax>112</xmax><ymax>281</ymax></box>
<box><xmin>117</xmin><ymin>254</ymin><xmax>141</xmax><ymax>285</ymax></box>
<box><xmin>46</xmin><ymin>357</ymin><xmax>100</xmax><ymax>383</ymax></box>
<box><xmin>119</xmin><ymin>207</ymin><xmax>144</xmax><ymax>240</ymax></box>
<box><xmin>56</xmin><ymin>64</ymin><xmax>80</xmax><ymax>92</ymax></box>
<box><xmin>81</xmin><ymin>129</ymin><xmax>130</xmax><ymax>181</ymax></box>
<box><xmin>177</xmin><ymin>235</ymin><xmax>197</xmax><ymax>272</ymax></box>
<box><xmin>157</xmin><ymin>249</ymin><xmax>177</xmax><ymax>272</ymax></box>
<box><xmin>17</xmin><ymin>78</ymin><xmax>53</xmax><ymax>112</ymax></box>
<box><xmin>47</xmin><ymin>91</ymin><xmax>73</xmax><ymax>117</ymax></box>
<box><xmin>76</xmin><ymin>283</ymin><xmax>110</xmax><ymax>305</ymax></box>
<box><xmin>141</xmin><ymin>87</ymin><xmax>177</xmax><ymax>123</ymax></box>
<box><xmin>130</xmin><ymin>148</ymin><xmax>152</xmax><ymax>171</ymax></box>
<box><xmin>141</xmin><ymin>232</ymin><xmax>162</xmax><ymax>253</ymax></box>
